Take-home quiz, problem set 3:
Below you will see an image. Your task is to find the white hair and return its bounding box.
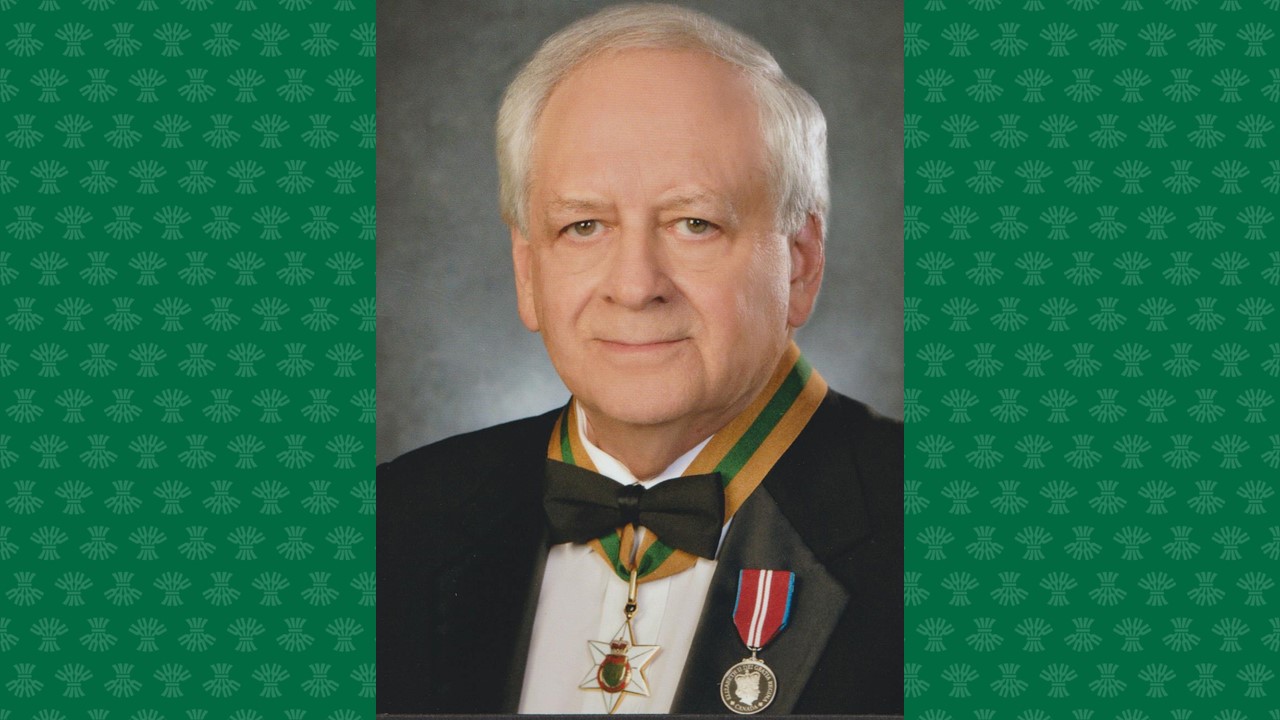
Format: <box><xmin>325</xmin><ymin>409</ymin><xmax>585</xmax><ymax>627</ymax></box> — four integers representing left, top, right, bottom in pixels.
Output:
<box><xmin>496</xmin><ymin>2</ymin><xmax>829</xmax><ymax>237</ymax></box>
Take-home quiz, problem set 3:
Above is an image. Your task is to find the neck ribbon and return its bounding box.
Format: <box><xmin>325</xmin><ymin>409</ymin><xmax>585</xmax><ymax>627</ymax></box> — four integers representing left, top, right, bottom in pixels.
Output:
<box><xmin>545</xmin><ymin>341</ymin><xmax>828</xmax><ymax>583</ymax></box>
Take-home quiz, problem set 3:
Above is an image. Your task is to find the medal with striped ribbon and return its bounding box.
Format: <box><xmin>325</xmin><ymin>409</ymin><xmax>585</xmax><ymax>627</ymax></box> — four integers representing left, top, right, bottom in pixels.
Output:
<box><xmin>720</xmin><ymin>569</ymin><xmax>795</xmax><ymax>714</ymax></box>
<box><xmin>555</xmin><ymin>342</ymin><xmax>823</xmax><ymax>713</ymax></box>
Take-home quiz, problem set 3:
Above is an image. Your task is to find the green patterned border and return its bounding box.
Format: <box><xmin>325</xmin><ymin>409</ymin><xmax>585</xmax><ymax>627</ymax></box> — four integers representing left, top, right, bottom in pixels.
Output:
<box><xmin>907</xmin><ymin>2</ymin><xmax>1280</xmax><ymax>718</ymax></box>
<box><xmin>0</xmin><ymin>1</ymin><xmax>374</xmax><ymax>716</ymax></box>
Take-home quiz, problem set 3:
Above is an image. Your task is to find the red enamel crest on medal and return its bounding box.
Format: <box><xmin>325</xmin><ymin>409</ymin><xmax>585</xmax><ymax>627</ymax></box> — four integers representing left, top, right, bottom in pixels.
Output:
<box><xmin>596</xmin><ymin>640</ymin><xmax>632</xmax><ymax>692</ymax></box>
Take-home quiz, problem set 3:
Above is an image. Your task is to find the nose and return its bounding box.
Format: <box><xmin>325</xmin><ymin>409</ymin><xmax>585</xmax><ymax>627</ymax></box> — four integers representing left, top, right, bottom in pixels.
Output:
<box><xmin>600</xmin><ymin>226</ymin><xmax>674</xmax><ymax>310</ymax></box>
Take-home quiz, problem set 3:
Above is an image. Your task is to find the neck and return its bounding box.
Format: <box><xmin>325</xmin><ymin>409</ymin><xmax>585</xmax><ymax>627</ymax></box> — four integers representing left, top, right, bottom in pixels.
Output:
<box><xmin>581</xmin><ymin>417</ymin><xmax>705</xmax><ymax>481</ymax></box>
<box><xmin>580</xmin><ymin>394</ymin><xmax>759</xmax><ymax>481</ymax></box>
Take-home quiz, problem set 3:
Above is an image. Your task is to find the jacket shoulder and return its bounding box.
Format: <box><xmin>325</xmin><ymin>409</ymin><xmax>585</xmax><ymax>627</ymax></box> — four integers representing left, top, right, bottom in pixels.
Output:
<box><xmin>378</xmin><ymin>408</ymin><xmax>562</xmax><ymax>481</ymax></box>
<box><xmin>831</xmin><ymin>390</ymin><xmax>904</xmax><ymax>541</ymax></box>
<box><xmin>834</xmin><ymin>391</ymin><xmax>903</xmax><ymax>475</ymax></box>
<box><xmin>376</xmin><ymin>408</ymin><xmax>561</xmax><ymax>553</ymax></box>
<box><xmin>763</xmin><ymin>388</ymin><xmax>901</xmax><ymax>562</ymax></box>
<box><xmin>831</xmin><ymin>390</ymin><xmax>904</xmax><ymax>454</ymax></box>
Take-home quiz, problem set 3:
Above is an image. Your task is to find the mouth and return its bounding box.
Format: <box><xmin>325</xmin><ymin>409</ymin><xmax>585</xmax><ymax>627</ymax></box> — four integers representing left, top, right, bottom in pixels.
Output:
<box><xmin>596</xmin><ymin>338</ymin><xmax>688</xmax><ymax>353</ymax></box>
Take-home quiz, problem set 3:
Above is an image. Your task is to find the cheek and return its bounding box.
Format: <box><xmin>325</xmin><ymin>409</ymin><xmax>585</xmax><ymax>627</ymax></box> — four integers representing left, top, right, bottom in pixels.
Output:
<box><xmin>690</xmin><ymin>247</ymin><xmax>789</xmax><ymax>354</ymax></box>
<box><xmin>533</xmin><ymin>262</ymin><xmax>589</xmax><ymax>337</ymax></box>
<box><xmin>737</xmin><ymin>243</ymin><xmax>791</xmax><ymax>326</ymax></box>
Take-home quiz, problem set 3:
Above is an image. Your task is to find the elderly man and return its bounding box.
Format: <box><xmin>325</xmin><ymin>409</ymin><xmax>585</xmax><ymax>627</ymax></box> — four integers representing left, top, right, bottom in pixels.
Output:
<box><xmin>377</xmin><ymin>4</ymin><xmax>902</xmax><ymax>716</ymax></box>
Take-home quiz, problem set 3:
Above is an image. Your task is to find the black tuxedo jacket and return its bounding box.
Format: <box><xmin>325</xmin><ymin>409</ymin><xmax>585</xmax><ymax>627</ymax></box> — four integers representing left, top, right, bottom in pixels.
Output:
<box><xmin>377</xmin><ymin>389</ymin><xmax>903</xmax><ymax>715</ymax></box>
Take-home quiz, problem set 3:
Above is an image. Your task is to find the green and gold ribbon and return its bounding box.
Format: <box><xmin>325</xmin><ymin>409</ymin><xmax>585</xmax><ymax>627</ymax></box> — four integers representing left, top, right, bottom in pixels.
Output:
<box><xmin>546</xmin><ymin>341</ymin><xmax>828</xmax><ymax>583</ymax></box>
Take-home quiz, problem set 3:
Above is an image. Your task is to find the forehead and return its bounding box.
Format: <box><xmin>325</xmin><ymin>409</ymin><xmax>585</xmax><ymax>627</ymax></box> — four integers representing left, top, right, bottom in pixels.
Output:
<box><xmin>530</xmin><ymin>48</ymin><xmax>768</xmax><ymax>211</ymax></box>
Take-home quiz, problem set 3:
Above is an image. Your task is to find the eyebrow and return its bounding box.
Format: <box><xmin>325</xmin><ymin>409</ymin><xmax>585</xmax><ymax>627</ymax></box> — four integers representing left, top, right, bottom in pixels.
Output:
<box><xmin>544</xmin><ymin>190</ymin><xmax>739</xmax><ymax>222</ymax></box>
<box><xmin>546</xmin><ymin>197</ymin><xmax>613</xmax><ymax>215</ymax></box>
<box><xmin>657</xmin><ymin>190</ymin><xmax>739</xmax><ymax>223</ymax></box>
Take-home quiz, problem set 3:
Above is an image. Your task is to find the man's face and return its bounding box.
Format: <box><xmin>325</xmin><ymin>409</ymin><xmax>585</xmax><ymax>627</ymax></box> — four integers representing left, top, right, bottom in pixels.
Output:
<box><xmin>512</xmin><ymin>48</ymin><xmax>822</xmax><ymax>433</ymax></box>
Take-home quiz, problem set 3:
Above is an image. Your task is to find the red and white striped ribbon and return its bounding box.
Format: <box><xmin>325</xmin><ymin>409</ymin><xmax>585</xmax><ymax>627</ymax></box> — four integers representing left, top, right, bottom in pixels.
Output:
<box><xmin>732</xmin><ymin>569</ymin><xmax>795</xmax><ymax>651</ymax></box>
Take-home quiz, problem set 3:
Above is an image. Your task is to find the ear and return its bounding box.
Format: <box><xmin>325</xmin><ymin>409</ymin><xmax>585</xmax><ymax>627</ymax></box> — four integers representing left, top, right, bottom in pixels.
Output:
<box><xmin>510</xmin><ymin>226</ymin><xmax>540</xmax><ymax>332</ymax></box>
<box><xmin>786</xmin><ymin>213</ymin><xmax>825</xmax><ymax>328</ymax></box>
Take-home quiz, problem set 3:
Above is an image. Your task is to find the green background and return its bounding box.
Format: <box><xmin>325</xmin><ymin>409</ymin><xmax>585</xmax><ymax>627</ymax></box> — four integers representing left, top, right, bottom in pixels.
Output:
<box><xmin>907</xmin><ymin>1</ymin><xmax>1280</xmax><ymax>717</ymax></box>
<box><xmin>7</xmin><ymin>0</ymin><xmax>1280</xmax><ymax>716</ymax></box>
<box><xmin>0</xmin><ymin>0</ymin><xmax>374</xmax><ymax>715</ymax></box>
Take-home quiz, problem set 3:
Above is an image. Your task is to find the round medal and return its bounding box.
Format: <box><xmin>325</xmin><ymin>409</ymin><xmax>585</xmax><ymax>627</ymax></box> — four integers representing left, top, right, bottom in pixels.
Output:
<box><xmin>719</xmin><ymin>657</ymin><xmax>777</xmax><ymax>715</ymax></box>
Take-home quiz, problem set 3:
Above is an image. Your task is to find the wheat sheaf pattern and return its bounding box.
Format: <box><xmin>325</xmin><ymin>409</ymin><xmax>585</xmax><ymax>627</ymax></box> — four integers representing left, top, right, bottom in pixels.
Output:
<box><xmin>907</xmin><ymin>2</ymin><xmax>1280</xmax><ymax>719</ymax></box>
<box><xmin>0</xmin><ymin>0</ymin><xmax>374</xmax><ymax>716</ymax></box>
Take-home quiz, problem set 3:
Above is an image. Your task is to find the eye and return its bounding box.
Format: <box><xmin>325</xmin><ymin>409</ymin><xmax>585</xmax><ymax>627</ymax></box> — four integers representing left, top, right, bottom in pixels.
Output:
<box><xmin>675</xmin><ymin>218</ymin><xmax>716</xmax><ymax>237</ymax></box>
<box><xmin>562</xmin><ymin>220</ymin><xmax>601</xmax><ymax>239</ymax></box>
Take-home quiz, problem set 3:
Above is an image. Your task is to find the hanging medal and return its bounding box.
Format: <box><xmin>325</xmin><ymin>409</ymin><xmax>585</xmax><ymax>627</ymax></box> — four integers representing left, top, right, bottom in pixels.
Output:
<box><xmin>720</xmin><ymin>569</ymin><xmax>795</xmax><ymax>715</ymax></box>
<box><xmin>579</xmin><ymin>567</ymin><xmax>661</xmax><ymax>714</ymax></box>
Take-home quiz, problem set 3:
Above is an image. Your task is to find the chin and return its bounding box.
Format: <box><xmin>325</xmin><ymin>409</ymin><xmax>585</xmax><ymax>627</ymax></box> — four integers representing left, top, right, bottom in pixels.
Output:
<box><xmin>580</xmin><ymin>382</ymin><xmax>697</xmax><ymax>428</ymax></box>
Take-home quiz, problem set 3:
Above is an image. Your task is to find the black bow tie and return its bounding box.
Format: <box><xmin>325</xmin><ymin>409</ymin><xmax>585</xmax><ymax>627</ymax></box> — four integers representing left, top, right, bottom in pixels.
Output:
<box><xmin>543</xmin><ymin>459</ymin><xmax>725</xmax><ymax>559</ymax></box>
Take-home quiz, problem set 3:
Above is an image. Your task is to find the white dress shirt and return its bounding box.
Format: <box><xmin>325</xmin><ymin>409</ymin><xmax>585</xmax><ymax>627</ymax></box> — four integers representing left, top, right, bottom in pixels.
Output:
<box><xmin>517</xmin><ymin>410</ymin><xmax>726</xmax><ymax>714</ymax></box>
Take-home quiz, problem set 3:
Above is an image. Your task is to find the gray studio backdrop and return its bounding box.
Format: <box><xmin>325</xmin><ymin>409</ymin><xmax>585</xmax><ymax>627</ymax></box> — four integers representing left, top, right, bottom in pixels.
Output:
<box><xmin>377</xmin><ymin>0</ymin><xmax>904</xmax><ymax>462</ymax></box>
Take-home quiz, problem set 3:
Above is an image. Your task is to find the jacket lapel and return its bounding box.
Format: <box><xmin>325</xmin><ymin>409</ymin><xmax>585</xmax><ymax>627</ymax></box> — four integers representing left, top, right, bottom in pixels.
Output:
<box><xmin>671</xmin><ymin>485</ymin><xmax>850</xmax><ymax>713</ymax></box>
<box><xmin>498</xmin><ymin>530</ymin><xmax>550</xmax><ymax>712</ymax></box>
<box><xmin>672</xmin><ymin>390</ymin><xmax>870</xmax><ymax>713</ymax></box>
